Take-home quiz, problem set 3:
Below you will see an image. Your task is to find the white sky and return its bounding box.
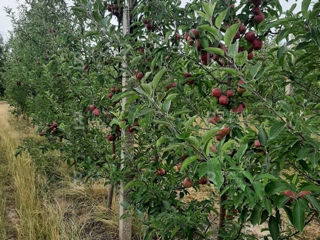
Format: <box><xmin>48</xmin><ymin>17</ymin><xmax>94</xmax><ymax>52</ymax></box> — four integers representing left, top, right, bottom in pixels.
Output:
<box><xmin>0</xmin><ymin>0</ymin><xmax>303</xmax><ymax>42</ymax></box>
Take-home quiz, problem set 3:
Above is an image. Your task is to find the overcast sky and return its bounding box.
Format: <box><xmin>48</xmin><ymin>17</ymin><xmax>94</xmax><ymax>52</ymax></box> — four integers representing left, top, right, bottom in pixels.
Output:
<box><xmin>0</xmin><ymin>0</ymin><xmax>303</xmax><ymax>42</ymax></box>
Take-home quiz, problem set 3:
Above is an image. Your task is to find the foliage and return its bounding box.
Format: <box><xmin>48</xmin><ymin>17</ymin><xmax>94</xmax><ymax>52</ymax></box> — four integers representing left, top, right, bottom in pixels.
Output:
<box><xmin>2</xmin><ymin>0</ymin><xmax>320</xmax><ymax>239</ymax></box>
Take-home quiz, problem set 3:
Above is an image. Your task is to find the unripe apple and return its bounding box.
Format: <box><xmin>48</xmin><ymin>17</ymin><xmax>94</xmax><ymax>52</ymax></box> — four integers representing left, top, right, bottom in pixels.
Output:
<box><xmin>136</xmin><ymin>72</ymin><xmax>144</xmax><ymax>80</ymax></box>
<box><xmin>252</xmin><ymin>38</ymin><xmax>263</xmax><ymax>50</ymax></box>
<box><xmin>248</xmin><ymin>51</ymin><xmax>254</xmax><ymax>60</ymax></box>
<box><xmin>209</xmin><ymin>115</ymin><xmax>220</xmax><ymax>124</ymax></box>
<box><xmin>254</xmin><ymin>140</ymin><xmax>261</xmax><ymax>148</ymax></box>
<box><xmin>183</xmin><ymin>177</ymin><xmax>193</xmax><ymax>188</ymax></box>
<box><xmin>93</xmin><ymin>109</ymin><xmax>100</xmax><ymax>116</ymax></box>
<box><xmin>199</xmin><ymin>176</ymin><xmax>208</xmax><ymax>185</ymax></box>
<box><xmin>239</xmin><ymin>24</ymin><xmax>246</xmax><ymax>34</ymax></box>
<box><xmin>184</xmin><ymin>73</ymin><xmax>192</xmax><ymax>78</ymax></box>
<box><xmin>190</xmin><ymin>29</ymin><xmax>199</xmax><ymax>39</ymax></box>
<box><xmin>157</xmin><ymin>168</ymin><xmax>166</xmax><ymax>176</ymax></box>
<box><xmin>254</xmin><ymin>12</ymin><xmax>265</xmax><ymax>24</ymax></box>
<box><xmin>211</xmin><ymin>88</ymin><xmax>222</xmax><ymax>98</ymax></box>
<box><xmin>245</xmin><ymin>31</ymin><xmax>256</xmax><ymax>43</ymax></box>
<box><xmin>219</xmin><ymin>95</ymin><xmax>229</xmax><ymax>105</ymax></box>
<box><xmin>298</xmin><ymin>191</ymin><xmax>311</xmax><ymax>199</ymax></box>
<box><xmin>226</xmin><ymin>90</ymin><xmax>234</xmax><ymax>97</ymax></box>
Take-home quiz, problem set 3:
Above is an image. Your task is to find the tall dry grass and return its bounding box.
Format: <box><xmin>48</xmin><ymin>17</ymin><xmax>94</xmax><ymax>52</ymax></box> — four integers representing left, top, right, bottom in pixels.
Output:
<box><xmin>0</xmin><ymin>101</ymin><xmax>122</xmax><ymax>240</ymax></box>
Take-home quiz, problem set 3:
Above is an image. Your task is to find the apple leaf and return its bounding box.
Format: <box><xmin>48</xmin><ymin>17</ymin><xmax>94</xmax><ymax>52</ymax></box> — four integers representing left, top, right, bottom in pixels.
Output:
<box><xmin>268</xmin><ymin>216</ymin><xmax>280</xmax><ymax>240</ymax></box>
<box><xmin>228</xmin><ymin>42</ymin><xmax>238</xmax><ymax>59</ymax></box>
<box><xmin>301</xmin><ymin>0</ymin><xmax>311</xmax><ymax>18</ymax></box>
<box><xmin>215</xmin><ymin>9</ymin><xmax>228</xmax><ymax>29</ymax></box>
<box><xmin>265</xmin><ymin>180</ymin><xmax>291</xmax><ymax>195</ymax></box>
<box><xmin>224</xmin><ymin>23</ymin><xmax>239</xmax><ymax>47</ymax></box>
<box><xmin>204</xmin><ymin>47</ymin><xmax>224</xmax><ymax>56</ymax></box>
<box><xmin>180</xmin><ymin>155</ymin><xmax>199</xmax><ymax>172</ymax></box>
<box><xmin>305</xmin><ymin>195</ymin><xmax>320</xmax><ymax>215</ymax></box>
<box><xmin>207</xmin><ymin>157</ymin><xmax>223</xmax><ymax>190</ymax></box>
<box><xmin>235</xmin><ymin>51</ymin><xmax>248</xmax><ymax>66</ymax></box>
<box><xmin>152</xmin><ymin>67</ymin><xmax>166</xmax><ymax>90</ymax></box>
<box><xmin>293</xmin><ymin>199</ymin><xmax>306</xmax><ymax>232</ymax></box>
<box><xmin>253</xmin><ymin>182</ymin><xmax>264</xmax><ymax>201</ymax></box>
<box><xmin>258</xmin><ymin>127</ymin><xmax>268</xmax><ymax>146</ymax></box>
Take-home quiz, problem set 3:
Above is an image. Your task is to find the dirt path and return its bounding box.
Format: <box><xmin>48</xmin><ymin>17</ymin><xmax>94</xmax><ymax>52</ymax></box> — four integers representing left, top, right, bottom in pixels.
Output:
<box><xmin>0</xmin><ymin>101</ymin><xmax>19</xmax><ymax>239</ymax></box>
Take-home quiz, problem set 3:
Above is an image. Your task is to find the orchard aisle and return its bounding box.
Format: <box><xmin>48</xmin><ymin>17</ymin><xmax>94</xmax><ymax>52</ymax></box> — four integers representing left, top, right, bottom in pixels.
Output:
<box><xmin>0</xmin><ymin>101</ymin><xmax>20</xmax><ymax>239</ymax></box>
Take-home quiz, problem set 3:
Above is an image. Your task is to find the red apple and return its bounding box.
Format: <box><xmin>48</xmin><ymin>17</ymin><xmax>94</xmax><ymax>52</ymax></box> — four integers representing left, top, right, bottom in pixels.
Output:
<box><xmin>139</xmin><ymin>47</ymin><xmax>144</xmax><ymax>54</ymax></box>
<box><xmin>232</xmin><ymin>102</ymin><xmax>246</xmax><ymax>113</ymax></box>
<box><xmin>216</xmin><ymin>126</ymin><xmax>230</xmax><ymax>141</ymax></box>
<box><xmin>252</xmin><ymin>6</ymin><xmax>261</xmax><ymax>15</ymax></box>
<box><xmin>106</xmin><ymin>5</ymin><xmax>112</xmax><ymax>11</ymax></box>
<box><xmin>166</xmin><ymin>82</ymin><xmax>177</xmax><ymax>90</ymax></box>
<box><xmin>187</xmin><ymin>36</ymin><xmax>194</xmax><ymax>46</ymax></box>
<box><xmin>136</xmin><ymin>72</ymin><xmax>144</xmax><ymax>80</ymax></box>
<box><xmin>105</xmin><ymin>134</ymin><xmax>115</xmax><ymax>141</ymax></box>
<box><xmin>254</xmin><ymin>140</ymin><xmax>261</xmax><ymax>148</ymax></box>
<box><xmin>254</xmin><ymin>13</ymin><xmax>265</xmax><ymax>24</ymax></box>
<box><xmin>211</xmin><ymin>88</ymin><xmax>222</xmax><ymax>98</ymax></box>
<box><xmin>157</xmin><ymin>168</ymin><xmax>166</xmax><ymax>176</ymax></box>
<box><xmin>233</xmin><ymin>31</ymin><xmax>241</xmax><ymax>41</ymax></box>
<box><xmin>245</xmin><ymin>31</ymin><xmax>256</xmax><ymax>43</ymax></box>
<box><xmin>237</xmin><ymin>80</ymin><xmax>246</xmax><ymax>93</ymax></box>
<box><xmin>211</xmin><ymin>145</ymin><xmax>218</xmax><ymax>153</ymax></box>
<box><xmin>176</xmin><ymin>162</ymin><xmax>182</xmax><ymax>172</ymax></box>
<box><xmin>93</xmin><ymin>109</ymin><xmax>100</xmax><ymax>116</ymax></box>
<box><xmin>183</xmin><ymin>177</ymin><xmax>193</xmax><ymax>188</ymax></box>
<box><xmin>108</xmin><ymin>93</ymin><xmax>113</xmax><ymax>99</ymax></box>
<box><xmin>196</xmin><ymin>40</ymin><xmax>202</xmax><ymax>51</ymax></box>
<box><xmin>248</xmin><ymin>51</ymin><xmax>254</xmax><ymax>60</ymax></box>
<box><xmin>184</xmin><ymin>32</ymin><xmax>189</xmax><ymax>41</ymax></box>
<box><xmin>226</xmin><ymin>89</ymin><xmax>234</xmax><ymax>98</ymax></box>
<box><xmin>190</xmin><ymin>29</ymin><xmax>199</xmax><ymax>39</ymax></box>
<box><xmin>184</xmin><ymin>72</ymin><xmax>192</xmax><ymax>78</ymax></box>
<box><xmin>209</xmin><ymin>115</ymin><xmax>220</xmax><ymax>124</ymax></box>
<box><xmin>252</xmin><ymin>38</ymin><xmax>263</xmax><ymax>50</ymax></box>
<box><xmin>143</xmin><ymin>18</ymin><xmax>150</xmax><ymax>24</ymax></box>
<box><xmin>298</xmin><ymin>191</ymin><xmax>311</xmax><ymax>199</ymax></box>
<box><xmin>199</xmin><ymin>176</ymin><xmax>208</xmax><ymax>185</ymax></box>
<box><xmin>239</xmin><ymin>24</ymin><xmax>246</xmax><ymax>34</ymax></box>
<box><xmin>219</xmin><ymin>95</ymin><xmax>229</xmax><ymax>105</ymax></box>
<box><xmin>282</xmin><ymin>190</ymin><xmax>296</xmax><ymax>198</ymax></box>
<box><xmin>251</xmin><ymin>0</ymin><xmax>262</xmax><ymax>6</ymax></box>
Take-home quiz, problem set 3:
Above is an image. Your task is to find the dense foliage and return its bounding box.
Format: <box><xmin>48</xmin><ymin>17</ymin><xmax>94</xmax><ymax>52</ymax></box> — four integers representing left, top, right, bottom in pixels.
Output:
<box><xmin>2</xmin><ymin>0</ymin><xmax>320</xmax><ymax>239</ymax></box>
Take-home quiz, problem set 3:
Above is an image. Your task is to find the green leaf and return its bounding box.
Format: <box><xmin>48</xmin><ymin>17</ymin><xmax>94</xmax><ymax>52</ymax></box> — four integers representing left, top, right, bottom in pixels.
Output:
<box><xmin>292</xmin><ymin>199</ymin><xmax>306</xmax><ymax>232</ymax></box>
<box><xmin>204</xmin><ymin>47</ymin><xmax>224</xmax><ymax>56</ymax></box>
<box><xmin>180</xmin><ymin>156</ymin><xmax>199</xmax><ymax>172</ymax></box>
<box><xmin>228</xmin><ymin>42</ymin><xmax>239</xmax><ymax>59</ymax></box>
<box><xmin>235</xmin><ymin>51</ymin><xmax>248</xmax><ymax>66</ymax></box>
<box><xmin>253</xmin><ymin>182</ymin><xmax>265</xmax><ymax>201</ymax></box>
<box><xmin>235</xmin><ymin>144</ymin><xmax>248</xmax><ymax>161</ymax></box>
<box><xmin>305</xmin><ymin>195</ymin><xmax>320</xmax><ymax>215</ymax></box>
<box><xmin>250</xmin><ymin>204</ymin><xmax>262</xmax><ymax>226</ymax></box>
<box><xmin>112</xmin><ymin>91</ymin><xmax>138</xmax><ymax>102</ymax></box>
<box><xmin>224</xmin><ymin>23</ymin><xmax>239</xmax><ymax>47</ymax></box>
<box><xmin>198</xmin><ymin>162</ymin><xmax>208</xmax><ymax>178</ymax></box>
<box><xmin>301</xmin><ymin>0</ymin><xmax>311</xmax><ymax>17</ymax></box>
<box><xmin>163</xmin><ymin>99</ymin><xmax>171</xmax><ymax>113</ymax></box>
<box><xmin>250</xmin><ymin>62</ymin><xmax>262</xmax><ymax>78</ymax></box>
<box><xmin>255</xmin><ymin>174</ymin><xmax>277</xmax><ymax>181</ymax></box>
<box><xmin>152</xmin><ymin>67</ymin><xmax>166</xmax><ymax>90</ymax></box>
<box><xmin>269</xmin><ymin>121</ymin><xmax>285</xmax><ymax>140</ymax></box>
<box><xmin>202</xmin><ymin>128</ymin><xmax>219</xmax><ymax>144</ymax></box>
<box><xmin>218</xmin><ymin>67</ymin><xmax>238</xmax><ymax>75</ymax></box>
<box><xmin>199</xmin><ymin>25</ymin><xmax>219</xmax><ymax>37</ymax></box>
<box><xmin>215</xmin><ymin>9</ymin><xmax>228</xmax><ymax>29</ymax></box>
<box><xmin>258</xmin><ymin>127</ymin><xmax>268</xmax><ymax>146</ymax></box>
<box><xmin>265</xmin><ymin>180</ymin><xmax>291</xmax><ymax>195</ymax></box>
<box><xmin>208</xmin><ymin>157</ymin><xmax>223</xmax><ymax>190</ymax></box>
<box><xmin>268</xmin><ymin>216</ymin><xmax>280</xmax><ymax>240</ymax></box>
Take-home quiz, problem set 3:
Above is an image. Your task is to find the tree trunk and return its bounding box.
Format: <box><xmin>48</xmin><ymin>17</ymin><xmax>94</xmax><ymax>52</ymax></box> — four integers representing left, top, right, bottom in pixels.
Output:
<box><xmin>119</xmin><ymin>0</ymin><xmax>133</xmax><ymax>239</ymax></box>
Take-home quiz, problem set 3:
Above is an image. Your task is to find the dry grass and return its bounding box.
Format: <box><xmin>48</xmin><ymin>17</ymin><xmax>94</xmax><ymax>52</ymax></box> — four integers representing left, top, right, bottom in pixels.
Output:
<box><xmin>0</xmin><ymin>101</ymin><xmax>121</xmax><ymax>240</ymax></box>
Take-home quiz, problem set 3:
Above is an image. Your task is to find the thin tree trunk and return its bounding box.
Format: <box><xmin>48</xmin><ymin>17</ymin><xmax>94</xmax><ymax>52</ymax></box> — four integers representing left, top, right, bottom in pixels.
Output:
<box><xmin>119</xmin><ymin>0</ymin><xmax>133</xmax><ymax>239</ymax></box>
<box><xmin>107</xmin><ymin>139</ymin><xmax>117</xmax><ymax>211</ymax></box>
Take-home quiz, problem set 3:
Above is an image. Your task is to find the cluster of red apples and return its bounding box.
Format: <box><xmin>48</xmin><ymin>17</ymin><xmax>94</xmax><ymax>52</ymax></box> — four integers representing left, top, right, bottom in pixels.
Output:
<box><xmin>106</xmin><ymin>3</ymin><xmax>119</xmax><ymax>16</ymax></box>
<box><xmin>39</xmin><ymin>121</ymin><xmax>59</xmax><ymax>136</ymax></box>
